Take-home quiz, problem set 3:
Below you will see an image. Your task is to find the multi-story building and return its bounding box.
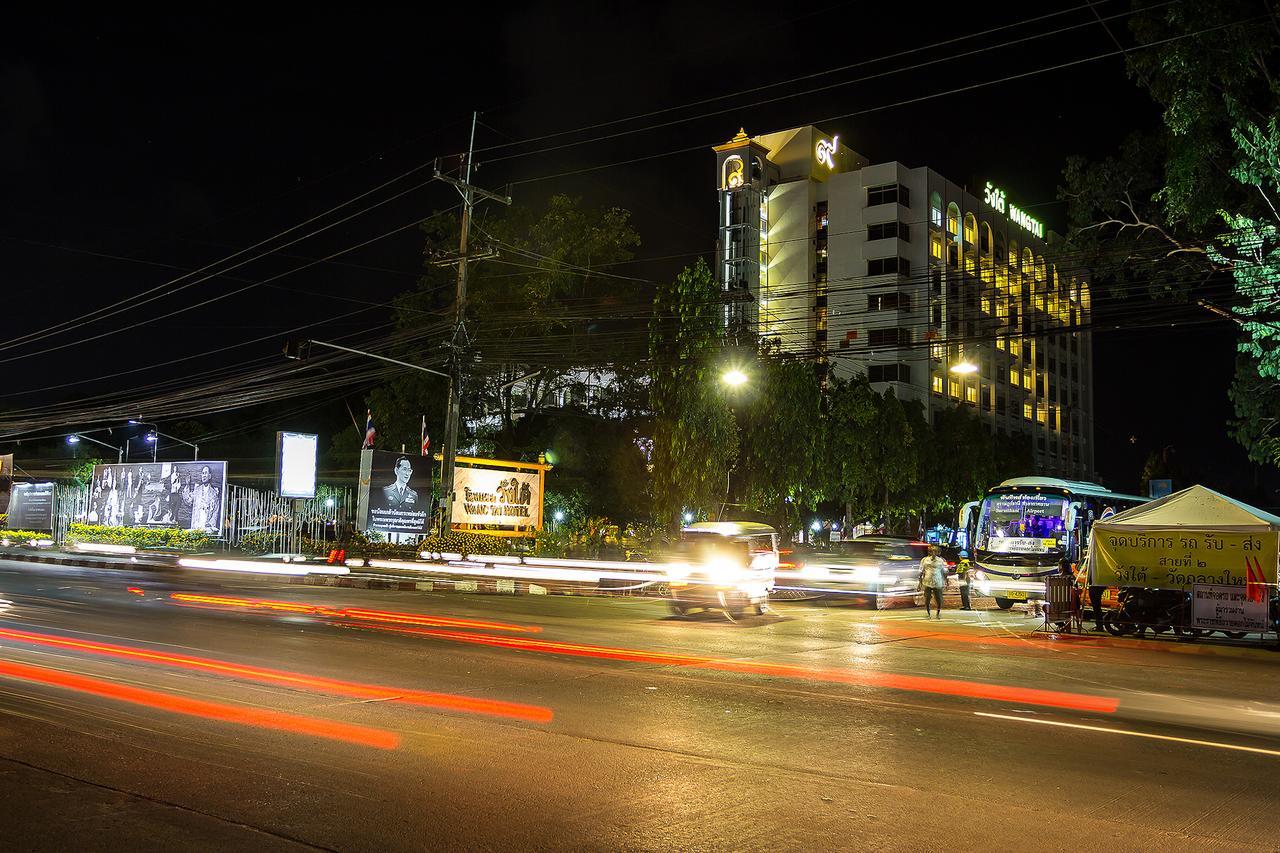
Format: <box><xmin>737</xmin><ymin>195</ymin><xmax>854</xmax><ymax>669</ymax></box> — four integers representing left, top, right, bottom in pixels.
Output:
<box><xmin>714</xmin><ymin>126</ymin><xmax>1094</xmax><ymax>478</ymax></box>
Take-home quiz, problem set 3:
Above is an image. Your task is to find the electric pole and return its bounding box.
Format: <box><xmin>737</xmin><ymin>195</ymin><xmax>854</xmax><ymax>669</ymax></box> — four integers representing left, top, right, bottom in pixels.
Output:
<box><xmin>433</xmin><ymin>112</ymin><xmax>511</xmax><ymax>535</ymax></box>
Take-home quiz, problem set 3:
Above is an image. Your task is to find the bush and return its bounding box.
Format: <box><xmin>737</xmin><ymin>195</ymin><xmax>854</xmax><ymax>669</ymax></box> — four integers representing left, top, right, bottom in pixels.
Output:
<box><xmin>233</xmin><ymin>528</ymin><xmax>509</xmax><ymax>559</ymax></box>
<box><xmin>65</xmin><ymin>523</ymin><xmax>212</xmax><ymax>551</ymax></box>
<box><xmin>0</xmin><ymin>529</ymin><xmax>51</xmax><ymax>545</ymax></box>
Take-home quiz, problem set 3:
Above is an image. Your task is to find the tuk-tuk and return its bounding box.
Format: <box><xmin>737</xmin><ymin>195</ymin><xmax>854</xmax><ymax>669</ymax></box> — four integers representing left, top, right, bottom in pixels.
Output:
<box><xmin>664</xmin><ymin>522</ymin><xmax>778</xmax><ymax>618</ymax></box>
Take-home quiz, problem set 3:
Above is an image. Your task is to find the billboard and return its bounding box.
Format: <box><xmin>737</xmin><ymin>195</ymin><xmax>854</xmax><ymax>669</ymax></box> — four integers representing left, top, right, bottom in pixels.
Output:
<box><xmin>88</xmin><ymin>461</ymin><xmax>227</xmax><ymax>533</ymax></box>
<box><xmin>276</xmin><ymin>431</ymin><xmax>318</xmax><ymax>499</ymax></box>
<box><xmin>357</xmin><ymin>450</ymin><xmax>432</xmax><ymax>538</ymax></box>
<box><xmin>452</xmin><ymin>466</ymin><xmax>542</xmax><ymax>531</ymax></box>
<box><xmin>6</xmin><ymin>482</ymin><xmax>54</xmax><ymax>531</ymax></box>
<box><xmin>0</xmin><ymin>453</ymin><xmax>12</xmax><ymax>516</ymax></box>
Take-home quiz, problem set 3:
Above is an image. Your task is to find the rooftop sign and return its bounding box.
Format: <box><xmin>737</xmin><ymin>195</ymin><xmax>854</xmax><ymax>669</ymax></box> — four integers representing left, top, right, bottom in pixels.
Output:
<box><xmin>984</xmin><ymin>181</ymin><xmax>1044</xmax><ymax>240</ymax></box>
<box><xmin>815</xmin><ymin>135</ymin><xmax>839</xmax><ymax>170</ymax></box>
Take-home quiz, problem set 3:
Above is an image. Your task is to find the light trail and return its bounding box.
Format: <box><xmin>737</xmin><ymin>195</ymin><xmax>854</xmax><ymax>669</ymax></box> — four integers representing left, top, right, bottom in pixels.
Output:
<box><xmin>974</xmin><ymin>712</ymin><xmax>1280</xmax><ymax>758</ymax></box>
<box><xmin>0</xmin><ymin>626</ymin><xmax>553</xmax><ymax>724</ymax></box>
<box><xmin>0</xmin><ymin>658</ymin><xmax>400</xmax><ymax>749</ymax></box>
<box><xmin>168</xmin><ymin>592</ymin><xmax>541</xmax><ymax>633</ymax></box>
<box><xmin>351</xmin><ymin>624</ymin><xmax>1119</xmax><ymax>714</ymax></box>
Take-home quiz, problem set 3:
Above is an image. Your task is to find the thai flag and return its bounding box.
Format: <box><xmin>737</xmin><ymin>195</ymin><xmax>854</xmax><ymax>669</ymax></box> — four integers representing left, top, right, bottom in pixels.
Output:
<box><xmin>362</xmin><ymin>409</ymin><xmax>376</xmax><ymax>449</ymax></box>
<box><xmin>420</xmin><ymin>416</ymin><xmax>430</xmax><ymax>457</ymax></box>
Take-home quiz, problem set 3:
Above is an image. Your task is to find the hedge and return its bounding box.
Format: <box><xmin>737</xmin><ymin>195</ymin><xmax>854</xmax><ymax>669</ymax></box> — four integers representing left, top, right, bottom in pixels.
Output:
<box><xmin>0</xmin><ymin>529</ymin><xmax>52</xmax><ymax>545</ymax></box>
<box><xmin>65</xmin><ymin>523</ymin><xmax>212</xmax><ymax>551</ymax></box>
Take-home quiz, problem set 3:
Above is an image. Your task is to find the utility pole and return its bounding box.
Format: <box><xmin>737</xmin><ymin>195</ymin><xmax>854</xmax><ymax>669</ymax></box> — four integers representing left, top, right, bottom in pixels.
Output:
<box><xmin>433</xmin><ymin>112</ymin><xmax>511</xmax><ymax>535</ymax></box>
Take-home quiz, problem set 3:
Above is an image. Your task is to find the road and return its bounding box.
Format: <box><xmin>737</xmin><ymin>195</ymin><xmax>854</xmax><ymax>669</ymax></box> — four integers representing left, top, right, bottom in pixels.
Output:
<box><xmin>0</xmin><ymin>557</ymin><xmax>1278</xmax><ymax>852</ymax></box>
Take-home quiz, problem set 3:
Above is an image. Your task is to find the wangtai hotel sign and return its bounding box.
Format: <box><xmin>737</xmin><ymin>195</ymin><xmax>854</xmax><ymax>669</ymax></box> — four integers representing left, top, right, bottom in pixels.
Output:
<box><xmin>983</xmin><ymin>181</ymin><xmax>1044</xmax><ymax>240</ymax></box>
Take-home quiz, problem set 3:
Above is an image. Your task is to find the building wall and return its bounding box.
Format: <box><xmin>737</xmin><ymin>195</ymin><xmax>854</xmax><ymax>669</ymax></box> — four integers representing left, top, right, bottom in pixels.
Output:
<box><xmin>714</xmin><ymin>125</ymin><xmax>1096</xmax><ymax>479</ymax></box>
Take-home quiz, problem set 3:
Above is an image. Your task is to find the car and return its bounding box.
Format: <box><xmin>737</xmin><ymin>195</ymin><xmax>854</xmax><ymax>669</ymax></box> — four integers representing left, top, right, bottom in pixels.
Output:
<box><xmin>773</xmin><ymin>536</ymin><xmax>941</xmax><ymax>607</ymax></box>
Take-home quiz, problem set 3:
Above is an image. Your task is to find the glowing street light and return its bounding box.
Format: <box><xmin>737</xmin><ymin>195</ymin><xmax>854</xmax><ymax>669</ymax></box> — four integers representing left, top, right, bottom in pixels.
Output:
<box><xmin>722</xmin><ymin>369</ymin><xmax>748</xmax><ymax>387</ymax></box>
<box><xmin>553</xmin><ymin>510</ymin><xmax>565</xmax><ymax>522</ymax></box>
<box><xmin>682</xmin><ymin>512</ymin><xmax>694</xmax><ymax>524</ymax></box>
<box><xmin>949</xmin><ymin>361</ymin><xmax>978</xmax><ymax>375</ymax></box>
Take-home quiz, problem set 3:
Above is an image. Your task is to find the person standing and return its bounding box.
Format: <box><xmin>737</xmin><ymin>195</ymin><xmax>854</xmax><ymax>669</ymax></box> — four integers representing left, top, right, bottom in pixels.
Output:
<box><xmin>918</xmin><ymin>544</ymin><xmax>949</xmax><ymax>619</ymax></box>
<box><xmin>956</xmin><ymin>551</ymin><xmax>974</xmax><ymax>611</ymax></box>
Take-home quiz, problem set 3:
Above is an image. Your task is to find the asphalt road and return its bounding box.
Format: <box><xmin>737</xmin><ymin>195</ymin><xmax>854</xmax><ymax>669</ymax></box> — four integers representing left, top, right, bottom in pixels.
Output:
<box><xmin>0</xmin><ymin>558</ymin><xmax>1278</xmax><ymax>852</ymax></box>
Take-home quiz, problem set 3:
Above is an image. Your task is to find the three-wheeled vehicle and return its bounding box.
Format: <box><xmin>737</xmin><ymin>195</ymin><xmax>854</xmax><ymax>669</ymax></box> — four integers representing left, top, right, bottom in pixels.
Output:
<box><xmin>664</xmin><ymin>522</ymin><xmax>778</xmax><ymax>619</ymax></box>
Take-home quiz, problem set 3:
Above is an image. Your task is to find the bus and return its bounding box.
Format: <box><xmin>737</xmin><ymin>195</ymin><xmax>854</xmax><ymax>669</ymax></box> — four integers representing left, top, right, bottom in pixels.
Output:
<box><xmin>957</xmin><ymin>476</ymin><xmax>1148</xmax><ymax>609</ymax></box>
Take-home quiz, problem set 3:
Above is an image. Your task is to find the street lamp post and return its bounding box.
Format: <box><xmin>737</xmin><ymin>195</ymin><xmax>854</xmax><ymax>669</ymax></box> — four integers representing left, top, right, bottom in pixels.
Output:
<box><xmin>66</xmin><ymin>433</ymin><xmax>123</xmax><ymax>464</ymax></box>
<box><xmin>148</xmin><ymin>430</ymin><xmax>199</xmax><ymax>460</ymax></box>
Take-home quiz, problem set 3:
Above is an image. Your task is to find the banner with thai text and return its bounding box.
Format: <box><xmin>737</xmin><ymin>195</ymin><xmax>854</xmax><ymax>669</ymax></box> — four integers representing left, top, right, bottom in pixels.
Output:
<box><xmin>1092</xmin><ymin>527</ymin><xmax>1277</xmax><ymax>590</ymax></box>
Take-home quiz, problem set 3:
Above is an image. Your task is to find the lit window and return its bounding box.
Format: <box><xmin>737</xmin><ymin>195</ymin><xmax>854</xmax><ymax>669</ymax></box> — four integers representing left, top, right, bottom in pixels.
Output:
<box><xmin>1009</xmin><ymin>367</ymin><xmax>1019</xmax><ymax>385</ymax></box>
<box><xmin>1009</xmin><ymin>338</ymin><xmax>1021</xmax><ymax>357</ymax></box>
<box><xmin>949</xmin><ymin>379</ymin><xmax>960</xmax><ymax>399</ymax></box>
<box><xmin>996</xmin><ymin>335</ymin><xmax>1005</xmax><ymax>351</ymax></box>
<box><xmin>932</xmin><ymin>374</ymin><xmax>943</xmax><ymax>394</ymax></box>
<box><xmin>930</xmin><ymin>234</ymin><xmax>943</xmax><ymax>259</ymax></box>
<box><xmin>965</xmin><ymin>385</ymin><xmax>977</xmax><ymax>404</ymax></box>
<box><xmin>1022</xmin><ymin>371</ymin><xmax>1032</xmax><ymax>390</ymax></box>
<box><xmin>1023</xmin><ymin>401</ymin><xmax>1033</xmax><ymax>420</ymax></box>
<box><xmin>1037</xmin><ymin>404</ymin><xmax>1048</xmax><ymax>425</ymax></box>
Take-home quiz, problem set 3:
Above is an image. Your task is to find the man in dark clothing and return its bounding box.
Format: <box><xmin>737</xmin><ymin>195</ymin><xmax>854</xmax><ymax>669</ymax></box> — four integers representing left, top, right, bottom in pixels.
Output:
<box><xmin>1090</xmin><ymin>584</ymin><xmax>1108</xmax><ymax>631</ymax></box>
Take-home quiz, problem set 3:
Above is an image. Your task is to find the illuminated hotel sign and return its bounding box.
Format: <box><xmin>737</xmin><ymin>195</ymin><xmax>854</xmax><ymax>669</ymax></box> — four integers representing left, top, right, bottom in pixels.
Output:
<box><xmin>984</xmin><ymin>181</ymin><xmax>1044</xmax><ymax>239</ymax></box>
<box><xmin>815</xmin><ymin>135</ymin><xmax>839</xmax><ymax>169</ymax></box>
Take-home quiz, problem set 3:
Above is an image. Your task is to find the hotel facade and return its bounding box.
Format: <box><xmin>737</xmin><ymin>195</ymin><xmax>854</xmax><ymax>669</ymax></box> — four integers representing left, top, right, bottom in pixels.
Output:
<box><xmin>714</xmin><ymin>126</ymin><xmax>1094</xmax><ymax>478</ymax></box>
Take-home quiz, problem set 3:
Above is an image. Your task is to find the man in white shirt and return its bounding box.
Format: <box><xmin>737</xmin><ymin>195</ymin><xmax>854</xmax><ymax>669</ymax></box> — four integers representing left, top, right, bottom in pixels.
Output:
<box><xmin>918</xmin><ymin>544</ymin><xmax>950</xmax><ymax>619</ymax></box>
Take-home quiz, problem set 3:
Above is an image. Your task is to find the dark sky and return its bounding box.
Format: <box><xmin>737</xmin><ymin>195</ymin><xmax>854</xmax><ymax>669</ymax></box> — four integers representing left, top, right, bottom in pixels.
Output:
<box><xmin>0</xmin><ymin>2</ymin><xmax>1266</xmax><ymax>498</ymax></box>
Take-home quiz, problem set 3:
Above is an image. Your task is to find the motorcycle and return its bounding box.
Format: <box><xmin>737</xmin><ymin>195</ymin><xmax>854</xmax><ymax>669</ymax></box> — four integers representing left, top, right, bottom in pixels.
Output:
<box><xmin>1104</xmin><ymin>587</ymin><xmax>1255</xmax><ymax>641</ymax></box>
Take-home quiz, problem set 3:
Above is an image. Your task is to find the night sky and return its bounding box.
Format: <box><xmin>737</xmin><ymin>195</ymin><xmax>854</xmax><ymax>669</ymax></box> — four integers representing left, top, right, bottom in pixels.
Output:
<box><xmin>0</xmin><ymin>3</ymin><xmax>1266</xmax><ymax>499</ymax></box>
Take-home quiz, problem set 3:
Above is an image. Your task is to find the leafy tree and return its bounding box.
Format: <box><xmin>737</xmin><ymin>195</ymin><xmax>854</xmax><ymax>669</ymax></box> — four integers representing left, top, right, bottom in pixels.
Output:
<box><xmin>735</xmin><ymin>356</ymin><xmax>824</xmax><ymax>536</ymax></box>
<box><xmin>855</xmin><ymin>389</ymin><xmax>918</xmax><ymax>529</ymax></box>
<box><xmin>1060</xmin><ymin>2</ymin><xmax>1280</xmax><ymax>464</ymax></box>
<box><xmin>823</xmin><ymin>376</ymin><xmax>879</xmax><ymax>528</ymax></box>
<box><xmin>356</xmin><ymin>194</ymin><xmax>641</xmax><ymax>468</ymax></box>
<box><xmin>648</xmin><ymin>259</ymin><xmax>739</xmax><ymax>527</ymax></box>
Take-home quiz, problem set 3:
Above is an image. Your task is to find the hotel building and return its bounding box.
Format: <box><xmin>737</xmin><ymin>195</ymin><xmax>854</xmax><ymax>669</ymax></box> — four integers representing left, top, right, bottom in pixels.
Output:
<box><xmin>714</xmin><ymin>126</ymin><xmax>1094</xmax><ymax>478</ymax></box>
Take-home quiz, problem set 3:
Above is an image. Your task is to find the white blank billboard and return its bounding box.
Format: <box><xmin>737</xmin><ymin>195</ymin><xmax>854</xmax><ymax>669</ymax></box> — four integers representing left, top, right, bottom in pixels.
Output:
<box><xmin>277</xmin><ymin>432</ymin><xmax>318</xmax><ymax>499</ymax></box>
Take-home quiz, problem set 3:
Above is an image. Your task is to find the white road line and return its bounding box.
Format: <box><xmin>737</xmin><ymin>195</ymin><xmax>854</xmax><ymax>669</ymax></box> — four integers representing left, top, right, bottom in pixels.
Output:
<box><xmin>974</xmin><ymin>711</ymin><xmax>1280</xmax><ymax>758</ymax></box>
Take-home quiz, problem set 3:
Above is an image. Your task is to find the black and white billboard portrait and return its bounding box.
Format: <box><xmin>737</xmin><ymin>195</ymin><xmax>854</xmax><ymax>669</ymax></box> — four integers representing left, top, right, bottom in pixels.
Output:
<box><xmin>88</xmin><ymin>461</ymin><xmax>227</xmax><ymax>533</ymax></box>
<box><xmin>357</xmin><ymin>450</ymin><xmax>432</xmax><ymax>539</ymax></box>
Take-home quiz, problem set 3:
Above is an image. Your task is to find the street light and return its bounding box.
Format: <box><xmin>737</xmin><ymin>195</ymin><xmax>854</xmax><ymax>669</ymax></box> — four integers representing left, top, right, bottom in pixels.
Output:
<box><xmin>67</xmin><ymin>433</ymin><xmax>123</xmax><ymax>464</ymax></box>
<box><xmin>721</xmin><ymin>368</ymin><xmax>749</xmax><ymax>387</ymax></box>
<box><xmin>949</xmin><ymin>361</ymin><xmax>978</xmax><ymax>375</ymax></box>
<box><xmin>682</xmin><ymin>512</ymin><xmax>694</xmax><ymax>524</ymax></box>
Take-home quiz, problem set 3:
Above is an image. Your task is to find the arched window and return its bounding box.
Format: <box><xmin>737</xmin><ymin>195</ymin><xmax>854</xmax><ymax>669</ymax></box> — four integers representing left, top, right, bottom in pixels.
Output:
<box><xmin>751</xmin><ymin>156</ymin><xmax>764</xmax><ymax>183</ymax></box>
<box><xmin>994</xmin><ymin>232</ymin><xmax>1006</xmax><ymax>264</ymax></box>
<box><xmin>930</xmin><ymin>191</ymin><xmax>943</xmax><ymax>228</ymax></box>
<box><xmin>1035</xmin><ymin>256</ymin><xmax>1047</xmax><ymax>284</ymax></box>
<box><xmin>946</xmin><ymin>202</ymin><xmax>960</xmax><ymax>236</ymax></box>
<box><xmin>1022</xmin><ymin>247</ymin><xmax>1034</xmax><ymax>274</ymax></box>
<box><xmin>980</xmin><ymin>222</ymin><xmax>992</xmax><ymax>256</ymax></box>
<box><xmin>1009</xmin><ymin>239</ymin><xmax>1020</xmax><ymax>268</ymax></box>
<box><xmin>963</xmin><ymin>213</ymin><xmax>977</xmax><ymax>246</ymax></box>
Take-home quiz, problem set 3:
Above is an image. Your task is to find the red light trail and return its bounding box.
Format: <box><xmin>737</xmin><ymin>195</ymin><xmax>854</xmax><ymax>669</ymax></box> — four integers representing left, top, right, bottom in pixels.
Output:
<box><xmin>0</xmin><ymin>658</ymin><xmax>400</xmax><ymax>750</ymax></box>
<box><xmin>0</xmin><ymin>626</ymin><xmax>553</xmax><ymax>724</ymax></box>
<box><xmin>355</xmin><ymin>625</ymin><xmax>1120</xmax><ymax>715</ymax></box>
<box><xmin>167</xmin><ymin>593</ymin><xmax>541</xmax><ymax>634</ymax></box>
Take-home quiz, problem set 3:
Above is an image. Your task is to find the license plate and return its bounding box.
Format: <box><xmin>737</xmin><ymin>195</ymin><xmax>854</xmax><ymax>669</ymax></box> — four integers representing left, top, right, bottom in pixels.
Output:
<box><xmin>1002</xmin><ymin>590</ymin><xmax>1029</xmax><ymax>601</ymax></box>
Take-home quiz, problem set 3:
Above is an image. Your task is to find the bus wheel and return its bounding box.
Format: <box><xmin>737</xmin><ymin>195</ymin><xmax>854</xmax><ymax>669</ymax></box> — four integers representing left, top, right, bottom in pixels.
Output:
<box><xmin>994</xmin><ymin>597</ymin><xmax>1014</xmax><ymax>610</ymax></box>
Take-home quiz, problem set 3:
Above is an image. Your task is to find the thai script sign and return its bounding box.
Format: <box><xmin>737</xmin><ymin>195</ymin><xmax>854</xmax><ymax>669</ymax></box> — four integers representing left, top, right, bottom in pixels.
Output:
<box><xmin>1092</xmin><ymin>528</ymin><xmax>1278</xmax><ymax>590</ymax></box>
<box><xmin>815</xmin><ymin>135</ymin><xmax>839</xmax><ymax>170</ymax></box>
<box><xmin>984</xmin><ymin>181</ymin><xmax>1044</xmax><ymax>239</ymax></box>
<box><xmin>1191</xmin><ymin>584</ymin><xmax>1268</xmax><ymax>631</ymax></box>
<box><xmin>452</xmin><ymin>467</ymin><xmax>542</xmax><ymax>530</ymax></box>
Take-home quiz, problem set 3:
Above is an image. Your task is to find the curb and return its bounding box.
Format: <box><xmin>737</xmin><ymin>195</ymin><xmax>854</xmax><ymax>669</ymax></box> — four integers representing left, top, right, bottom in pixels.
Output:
<box><xmin>1049</xmin><ymin>628</ymin><xmax>1280</xmax><ymax>660</ymax></box>
<box><xmin>0</xmin><ymin>550</ymin><xmax>169</xmax><ymax>573</ymax></box>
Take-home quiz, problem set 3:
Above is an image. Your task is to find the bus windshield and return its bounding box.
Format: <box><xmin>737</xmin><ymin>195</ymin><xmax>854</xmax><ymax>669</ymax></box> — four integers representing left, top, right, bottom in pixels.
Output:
<box><xmin>975</xmin><ymin>492</ymin><xmax>1069</xmax><ymax>557</ymax></box>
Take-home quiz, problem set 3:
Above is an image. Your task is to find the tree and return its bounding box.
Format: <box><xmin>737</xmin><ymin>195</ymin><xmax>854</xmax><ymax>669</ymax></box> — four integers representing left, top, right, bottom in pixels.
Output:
<box><xmin>1060</xmin><ymin>3</ymin><xmax>1280</xmax><ymax>464</ymax></box>
<box><xmin>735</xmin><ymin>356</ymin><xmax>824</xmax><ymax>536</ymax></box>
<box><xmin>377</xmin><ymin>194</ymin><xmax>642</xmax><ymax>459</ymax></box>
<box><xmin>823</xmin><ymin>376</ymin><xmax>879</xmax><ymax>528</ymax></box>
<box><xmin>857</xmin><ymin>389</ymin><xmax>918</xmax><ymax>530</ymax></box>
<box><xmin>648</xmin><ymin>259</ymin><xmax>739</xmax><ymax>527</ymax></box>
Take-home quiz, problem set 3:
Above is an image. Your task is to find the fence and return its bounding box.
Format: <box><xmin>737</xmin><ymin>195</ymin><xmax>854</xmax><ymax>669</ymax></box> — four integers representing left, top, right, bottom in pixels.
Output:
<box><xmin>224</xmin><ymin>484</ymin><xmax>354</xmax><ymax>552</ymax></box>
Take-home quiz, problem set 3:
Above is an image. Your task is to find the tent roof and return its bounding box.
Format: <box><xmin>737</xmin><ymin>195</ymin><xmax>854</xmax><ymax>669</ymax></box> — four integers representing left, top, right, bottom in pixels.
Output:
<box><xmin>1095</xmin><ymin>484</ymin><xmax>1280</xmax><ymax>531</ymax></box>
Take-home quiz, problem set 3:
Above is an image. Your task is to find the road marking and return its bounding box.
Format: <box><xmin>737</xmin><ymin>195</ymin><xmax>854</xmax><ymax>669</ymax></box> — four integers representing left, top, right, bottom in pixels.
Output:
<box><xmin>974</xmin><ymin>712</ymin><xmax>1280</xmax><ymax>758</ymax></box>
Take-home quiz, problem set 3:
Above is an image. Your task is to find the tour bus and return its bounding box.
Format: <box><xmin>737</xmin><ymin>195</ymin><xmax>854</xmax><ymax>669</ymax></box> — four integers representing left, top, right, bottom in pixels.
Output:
<box><xmin>957</xmin><ymin>476</ymin><xmax>1148</xmax><ymax>609</ymax></box>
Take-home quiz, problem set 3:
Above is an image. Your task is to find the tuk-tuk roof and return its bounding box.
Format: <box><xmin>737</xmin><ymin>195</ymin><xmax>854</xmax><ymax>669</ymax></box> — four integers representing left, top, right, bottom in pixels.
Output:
<box><xmin>682</xmin><ymin>521</ymin><xmax>777</xmax><ymax>538</ymax></box>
